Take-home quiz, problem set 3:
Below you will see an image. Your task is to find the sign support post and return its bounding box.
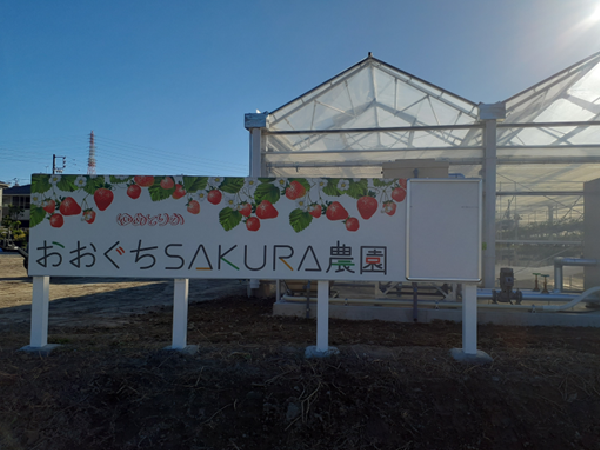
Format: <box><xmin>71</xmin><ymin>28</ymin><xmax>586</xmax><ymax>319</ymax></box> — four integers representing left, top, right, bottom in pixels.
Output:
<box><xmin>19</xmin><ymin>276</ymin><xmax>60</xmax><ymax>354</ymax></box>
<box><xmin>171</xmin><ymin>279</ymin><xmax>189</xmax><ymax>349</ymax></box>
<box><xmin>306</xmin><ymin>280</ymin><xmax>339</xmax><ymax>358</ymax></box>
<box><xmin>30</xmin><ymin>276</ymin><xmax>49</xmax><ymax>347</ymax></box>
<box><xmin>462</xmin><ymin>284</ymin><xmax>477</xmax><ymax>355</ymax></box>
<box><xmin>316</xmin><ymin>280</ymin><xmax>329</xmax><ymax>352</ymax></box>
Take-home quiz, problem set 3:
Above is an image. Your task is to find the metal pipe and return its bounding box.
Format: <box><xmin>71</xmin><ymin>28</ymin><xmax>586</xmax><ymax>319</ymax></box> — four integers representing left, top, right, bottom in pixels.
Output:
<box><xmin>280</xmin><ymin>289</ymin><xmax>600</xmax><ymax>313</ymax></box>
<box><xmin>553</xmin><ymin>258</ymin><xmax>596</xmax><ymax>293</ymax></box>
<box><xmin>477</xmin><ymin>290</ymin><xmax>574</xmax><ymax>301</ymax></box>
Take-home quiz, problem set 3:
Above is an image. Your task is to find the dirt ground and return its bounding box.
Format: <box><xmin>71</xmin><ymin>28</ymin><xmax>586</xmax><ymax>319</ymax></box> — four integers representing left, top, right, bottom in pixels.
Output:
<box><xmin>1</xmin><ymin>255</ymin><xmax>600</xmax><ymax>450</ymax></box>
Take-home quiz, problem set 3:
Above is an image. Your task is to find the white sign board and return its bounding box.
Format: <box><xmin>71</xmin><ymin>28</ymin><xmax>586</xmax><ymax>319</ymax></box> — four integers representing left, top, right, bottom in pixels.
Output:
<box><xmin>406</xmin><ymin>179</ymin><xmax>482</xmax><ymax>282</ymax></box>
<box><xmin>29</xmin><ymin>175</ymin><xmax>410</xmax><ymax>281</ymax></box>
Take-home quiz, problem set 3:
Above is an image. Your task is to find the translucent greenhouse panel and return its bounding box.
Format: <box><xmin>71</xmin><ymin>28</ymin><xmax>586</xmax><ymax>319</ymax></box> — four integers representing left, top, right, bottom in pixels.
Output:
<box><xmin>535</xmin><ymin>99</ymin><xmax>596</xmax><ymax>122</ymax></box>
<box><xmin>569</xmin><ymin>126</ymin><xmax>600</xmax><ymax>145</ymax></box>
<box><xmin>569</xmin><ymin>60</ymin><xmax>600</xmax><ymax>102</ymax></box>
<box><xmin>265</xmin><ymin>129</ymin><xmax>482</xmax><ymax>154</ymax></box>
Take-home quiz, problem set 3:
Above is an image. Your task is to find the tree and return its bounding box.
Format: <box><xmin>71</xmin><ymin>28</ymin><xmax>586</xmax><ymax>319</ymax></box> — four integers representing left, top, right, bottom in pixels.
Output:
<box><xmin>1</xmin><ymin>205</ymin><xmax>26</xmax><ymax>242</ymax></box>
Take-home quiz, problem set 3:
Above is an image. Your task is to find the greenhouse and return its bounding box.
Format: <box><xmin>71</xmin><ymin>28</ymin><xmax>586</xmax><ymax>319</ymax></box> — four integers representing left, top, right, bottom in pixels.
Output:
<box><xmin>246</xmin><ymin>51</ymin><xmax>600</xmax><ymax>318</ymax></box>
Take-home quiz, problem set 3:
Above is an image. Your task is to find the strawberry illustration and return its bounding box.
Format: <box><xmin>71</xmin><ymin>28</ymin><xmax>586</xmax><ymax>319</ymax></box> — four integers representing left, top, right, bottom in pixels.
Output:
<box><xmin>285</xmin><ymin>180</ymin><xmax>306</xmax><ymax>200</ymax></box>
<box><xmin>94</xmin><ymin>188</ymin><xmax>114</xmax><ymax>211</ymax></box>
<box><xmin>346</xmin><ymin>217</ymin><xmax>360</xmax><ymax>232</ymax></box>
<box><xmin>246</xmin><ymin>217</ymin><xmax>260</xmax><ymax>231</ymax></box>
<box><xmin>308</xmin><ymin>204</ymin><xmax>322</xmax><ymax>218</ymax></box>
<box><xmin>172</xmin><ymin>184</ymin><xmax>186</xmax><ymax>199</ymax></box>
<box><xmin>160</xmin><ymin>177</ymin><xmax>174</xmax><ymax>189</ymax></box>
<box><xmin>240</xmin><ymin>203</ymin><xmax>252</xmax><ymax>217</ymax></box>
<box><xmin>82</xmin><ymin>210</ymin><xmax>96</xmax><ymax>224</ymax></box>
<box><xmin>59</xmin><ymin>197</ymin><xmax>82</xmax><ymax>216</ymax></box>
<box><xmin>326</xmin><ymin>201</ymin><xmax>348</xmax><ymax>221</ymax></box>
<box><xmin>187</xmin><ymin>200</ymin><xmax>200</xmax><ymax>214</ymax></box>
<box><xmin>207</xmin><ymin>190</ymin><xmax>222</xmax><ymax>205</ymax></box>
<box><xmin>134</xmin><ymin>175</ymin><xmax>154</xmax><ymax>187</ymax></box>
<box><xmin>356</xmin><ymin>196</ymin><xmax>377</xmax><ymax>220</ymax></box>
<box><xmin>42</xmin><ymin>199</ymin><xmax>55</xmax><ymax>214</ymax></box>
<box><xmin>392</xmin><ymin>184</ymin><xmax>407</xmax><ymax>202</ymax></box>
<box><xmin>49</xmin><ymin>213</ymin><xmax>63</xmax><ymax>228</ymax></box>
<box><xmin>256</xmin><ymin>200</ymin><xmax>278</xmax><ymax>219</ymax></box>
<box><xmin>127</xmin><ymin>184</ymin><xmax>141</xmax><ymax>199</ymax></box>
<box><xmin>383</xmin><ymin>201</ymin><xmax>396</xmax><ymax>216</ymax></box>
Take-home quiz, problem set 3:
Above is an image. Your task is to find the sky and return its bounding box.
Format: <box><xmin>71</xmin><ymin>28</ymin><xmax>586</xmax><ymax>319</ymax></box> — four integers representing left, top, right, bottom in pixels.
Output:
<box><xmin>1</xmin><ymin>0</ymin><xmax>600</xmax><ymax>185</ymax></box>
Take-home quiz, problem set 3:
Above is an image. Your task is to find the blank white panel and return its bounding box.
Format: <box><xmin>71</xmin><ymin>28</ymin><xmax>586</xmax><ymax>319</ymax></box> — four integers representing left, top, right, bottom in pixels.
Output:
<box><xmin>406</xmin><ymin>179</ymin><xmax>481</xmax><ymax>281</ymax></box>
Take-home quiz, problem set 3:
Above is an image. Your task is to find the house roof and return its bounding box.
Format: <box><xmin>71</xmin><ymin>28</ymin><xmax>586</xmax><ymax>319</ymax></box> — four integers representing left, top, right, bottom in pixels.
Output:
<box><xmin>3</xmin><ymin>185</ymin><xmax>30</xmax><ymax>195</ymax></box>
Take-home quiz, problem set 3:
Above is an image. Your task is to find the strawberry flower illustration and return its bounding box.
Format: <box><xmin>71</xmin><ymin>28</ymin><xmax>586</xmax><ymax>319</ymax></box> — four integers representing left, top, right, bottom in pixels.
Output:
<box><xmin>223</xmin><ymin>193</ymin><xmax>236</xmax><ymax>208</ymax></box>
<box><xmin>197</xmin><ymin>192</ymin><xmax>208</xmax><ymax>202</ymax></box>
<box><xmin>31</xmin><ymin>193</ymin><xmax>42</xmax><ymax>206</ymax></box>
<box><xmin>208</xmin><ymin>177</ymin><xmax>223</xmax><ymax>187</ymax></box>
<box><xmin>49</xmin><ymin>174</ymin><xmax>61</xmax><ymax>186</ymax></box>
<box><xmin>74</xmin><ymin>176</ymin><xmax>87</xmax><ymax>188</ymax></box>
<box><xmin>295</xmin><ymin>197</ymin><xmax>309</xmax><ymax>211</ymax></box>
<box><xmin>337</xmin><ymin>179</ymin><xmax>350</xmax><ymax>191</ymax></box>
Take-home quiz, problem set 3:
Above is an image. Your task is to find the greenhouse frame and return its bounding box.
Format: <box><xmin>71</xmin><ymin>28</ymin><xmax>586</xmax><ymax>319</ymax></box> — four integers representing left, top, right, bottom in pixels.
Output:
<box><xmin>246</xmin><ymin>51</ymin><xmax>600</xmax><ymax>298</ymax></box>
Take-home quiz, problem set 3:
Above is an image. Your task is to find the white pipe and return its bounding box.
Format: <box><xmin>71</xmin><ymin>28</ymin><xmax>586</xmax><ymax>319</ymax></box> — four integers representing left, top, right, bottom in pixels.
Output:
<box><xmin>280</xmin><ymin>287</ymin><xmax>600</xmax><ymax>313</ymax></box>
<box><xmin>538</xmin><ymin>286</ymin><xmax>600</xmax><ymax>311</ymax></box>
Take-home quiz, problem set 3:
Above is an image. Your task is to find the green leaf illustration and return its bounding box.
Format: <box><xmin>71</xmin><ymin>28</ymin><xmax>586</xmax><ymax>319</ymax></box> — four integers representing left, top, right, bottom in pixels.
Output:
<box><xmin>219</xmin><ymin>207</ymin><xmax>242</xmax><ymax>231</ymax></box>
<box><xmin>322</xmin><ymin>179</ymin><xmax>342</xmax><ymax>197</ymax></box>
<box><xmin>289</xmin><ymin>208</ymin><xmax>313</xmax><ymax>233</ymax></box>
<box><xmin>31</xmin><ymin>175</ymin><xmax>51</xmax><ymax>194</ymax></box>
<box><xmin>254</xmin><ymin>183</ymin><xmax>280</xmax><ymax>205</ymax></box>
<box><xmin>182</xmin><ymin>176</ymin><xmax>208</xmax><ymax>193</ymax></box>
<box><xmin>219</xmin><ymin>178</ymin><xmax>244</xmax><ymax>194</ymax></box>
<box><xmin>56</xmin><ymin>175</ymin><xmax>78</xmax><ymax>192</ymax></box>
<box><xmin>83</xmin><ymin>177</ymin><xmax>106</xmax><ymax>195</ymax></box>
<box><xmin>346</xmin><ymin>179</ymin><xmax>368</xmax><ymax>199</ymax></box>
<box><xmin>29</xmin><ymin>206</ymin><xmax>46</xmax><ymax>228</ymax></box>
<box><xmin>109</xmin><ymin>175</ymin><xmax>132</xmax><ymax>184</ymax></box>
<box><xmin>148</xmin><ymin>183</ymin><xmax>175</xmax><ymax>201</ymax></box>
<box><xmin>373</xmin><ymin>179</ymin><xmax>394</xmax><ymax>187</ymax></box>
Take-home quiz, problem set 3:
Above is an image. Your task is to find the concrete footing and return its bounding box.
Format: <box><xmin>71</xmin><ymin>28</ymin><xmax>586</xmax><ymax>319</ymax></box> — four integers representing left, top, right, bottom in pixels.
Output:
<box><xmin>18</xmin><ymin>344</ymin><xmax>62</xmax><ymax>355</ymax></box>
<box><xmin>305</xmin><ymin>346</ymin><xmax>340</xmax><ymax>358</ymax></box>
<box><xmin>450</xmin><ymin>348</ymin><xmax>493</xmax><ymax>364</ymax></box>
<box><xmin>161</xmin><ymin>345</ymin><xmax>199</xmax><ymax>355</ymax></box>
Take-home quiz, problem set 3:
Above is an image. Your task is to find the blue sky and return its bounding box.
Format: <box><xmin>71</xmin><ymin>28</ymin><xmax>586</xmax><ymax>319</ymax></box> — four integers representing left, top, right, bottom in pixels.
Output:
<box><xmin>1</xmin><ymin>0</ymin><xmax>600</xmax><ymax>185</ymax></box>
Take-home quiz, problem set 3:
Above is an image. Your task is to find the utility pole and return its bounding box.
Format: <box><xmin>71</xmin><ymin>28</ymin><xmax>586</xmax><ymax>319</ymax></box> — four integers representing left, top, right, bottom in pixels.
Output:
<box><xmin>52</xmin><ymin>154</ymin><xmax>66</xmax><ymax>174</ymax></box>
<box><xmin>88</xmin><ymin>131</ymin><xmax>96</xmax><ymax>175</ymax></box>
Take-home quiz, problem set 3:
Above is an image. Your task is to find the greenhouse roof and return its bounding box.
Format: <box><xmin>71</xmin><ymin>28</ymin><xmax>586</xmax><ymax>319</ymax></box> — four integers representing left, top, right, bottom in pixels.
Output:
<box><xmin>262</xmin><ymin>51</ymin><xmax>600</xmax><ymax>219</ymax></box>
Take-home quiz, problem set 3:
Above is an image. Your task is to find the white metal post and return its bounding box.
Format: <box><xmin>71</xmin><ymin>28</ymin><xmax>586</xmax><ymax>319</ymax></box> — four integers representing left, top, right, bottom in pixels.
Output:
<box><xmin>462</xmin><ymin>284</ymin><xmax>477</xmax><ymax>355</ymax></box>
<box><xmin>172</xmin><ymin>279</ymin><xmax>189</xmax><ymax>349</ymax></box>
<box><xmin>316</xmin><ymin>280</ymin><xmax>329</xmax><ymax>352</ymax></box>
<box><xmin>30</xmin><ymin>276</ymin><xmax>50</xmax><ymax>347</ymax></box>
<box><xmin>483</xmin><ymin>119</ymin><xmax>497</xmax><ymax>288</ymax></box>
<box><xmin>275</xmin><ymin>279</ymin><xmax>281</xmax><ymax>302</ymax></box>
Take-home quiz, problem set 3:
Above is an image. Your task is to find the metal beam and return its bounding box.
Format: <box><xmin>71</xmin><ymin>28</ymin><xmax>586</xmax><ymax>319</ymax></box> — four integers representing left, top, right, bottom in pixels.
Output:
<box><xmin>497</xmin><ymin>120</ymin><xmax>600</xmax><ymax>128</ymax></box>
<box><xmin>265</xmin><ymin>124</ymin><xmax>480</xmax><ymax>135</ymax></box>
<box><xmin>496</xmin><ymin>240</ymin><xmax>582</xmax><ymax>246</ymax></box>
<box><xmin>496</xmin><ymin>191</ymin><xmax>584</xmax><ymax>196</ymax></box>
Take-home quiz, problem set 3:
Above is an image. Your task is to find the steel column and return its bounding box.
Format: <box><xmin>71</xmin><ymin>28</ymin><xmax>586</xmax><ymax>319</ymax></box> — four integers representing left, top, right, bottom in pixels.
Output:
<box><xmin>483</xmin><ymin>119</ymin><xmax>497</xmax><ymax>288</ymax></box>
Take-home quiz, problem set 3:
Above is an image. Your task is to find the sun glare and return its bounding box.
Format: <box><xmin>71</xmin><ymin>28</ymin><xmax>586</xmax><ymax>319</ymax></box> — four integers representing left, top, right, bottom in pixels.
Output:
<box><xmin>590</xmin><ymin>5</ymin><xmax>600</xmax><ymax>21</ymax></box>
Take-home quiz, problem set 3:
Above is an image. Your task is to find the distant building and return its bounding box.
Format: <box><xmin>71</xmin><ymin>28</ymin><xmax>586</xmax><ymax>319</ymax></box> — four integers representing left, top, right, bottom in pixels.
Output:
<box><xmin>0</xmin><ymin>181</ymin><xmax>9</xmax><ymax>226</ymax></box>
<box><xmin>1</xmin><ymin>184</ymin><xmax>31</xmax><ymax>228</ymax></box>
